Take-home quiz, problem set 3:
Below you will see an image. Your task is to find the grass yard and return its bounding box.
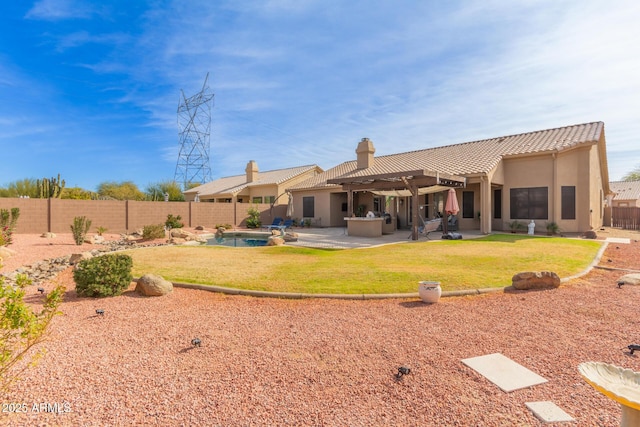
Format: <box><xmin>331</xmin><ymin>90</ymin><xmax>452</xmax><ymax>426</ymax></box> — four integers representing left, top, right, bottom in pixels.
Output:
<box><xmin>125</xmin><ymin>234</ymin><xmax>602</xmax><ymax>294</ymax></box>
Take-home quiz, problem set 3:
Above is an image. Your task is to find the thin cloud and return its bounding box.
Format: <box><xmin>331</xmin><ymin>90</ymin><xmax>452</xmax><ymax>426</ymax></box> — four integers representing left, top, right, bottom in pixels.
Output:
<box><xmin>25</xmin><ymin>0</ymin><xmax>95</xmax><ymax>21</ymax></box>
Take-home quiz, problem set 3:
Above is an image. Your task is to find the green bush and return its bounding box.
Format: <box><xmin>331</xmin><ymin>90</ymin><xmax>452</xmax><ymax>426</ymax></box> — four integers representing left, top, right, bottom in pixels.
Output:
<box><xmin>0</xmin><ymin>260</ymin><xmax>63</xmax><ymax>391</ymax></box>
<box><xmin>0</xmin><ymin>208</ymin><xmax>20</xmax><ymax>246</ymax></box>
<box><xmin>73</xmin><ymin>254</ymin><xmax>133</xmax><ymax>297</ymax></box>
<box><xmin>215</xmin><ymin>223</ymin><xmax>233</xmax><ymax>230</ymax></box>
<box><xmin>143</xmin><ymin>224</ymin><xmax>166</xmax><ymax>239</ymax></box>
<box><xmin>70</xmin><ymin>216</ymin><xmax>92</xmax><ymax>245</ymax></box>
<box><xmin>246</xmin><ymin>206</ymin><xmax>261</xmax><ymax>229</ymax></box>
<box><xmin>165</xmin><ymin>214</ymin><xmax>184</xmax><ymax>229</ymax></box>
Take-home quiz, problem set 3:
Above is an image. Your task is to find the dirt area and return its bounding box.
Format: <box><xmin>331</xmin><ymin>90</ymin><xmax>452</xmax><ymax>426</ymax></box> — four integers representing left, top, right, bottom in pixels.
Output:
<box><xmin>0</xmin><ymin>228</ymin><xmax>639</xmax><ymax>425</ymax></box>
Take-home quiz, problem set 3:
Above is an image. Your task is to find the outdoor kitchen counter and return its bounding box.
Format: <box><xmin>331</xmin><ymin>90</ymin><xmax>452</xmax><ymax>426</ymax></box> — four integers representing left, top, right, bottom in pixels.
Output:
<box><xmin>344</xmin><ymin>217</ymin><xmax>384</xmax><ymax>237</ymax></box>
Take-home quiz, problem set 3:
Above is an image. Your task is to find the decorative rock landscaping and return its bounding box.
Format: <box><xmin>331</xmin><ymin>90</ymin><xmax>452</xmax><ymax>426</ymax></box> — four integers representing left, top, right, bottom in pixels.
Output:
<box><xmin>0</xmin><ymin>237</ymin><xmax>169</xmax><ymax>288</ymax></box>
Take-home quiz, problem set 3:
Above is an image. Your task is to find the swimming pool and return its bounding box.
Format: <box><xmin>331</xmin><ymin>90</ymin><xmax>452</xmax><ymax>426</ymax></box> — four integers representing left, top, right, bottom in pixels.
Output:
<box><xmin>205</xmin><ymin>232</ymin><xmax>271</xmax><ymax>247</ymax></box>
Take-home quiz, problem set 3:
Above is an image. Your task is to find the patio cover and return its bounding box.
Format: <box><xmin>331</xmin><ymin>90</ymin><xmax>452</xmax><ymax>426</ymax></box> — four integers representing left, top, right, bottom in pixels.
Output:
<box><xmin>327</xmin><ymin>170</ymin><xmax>466</xmax><ymax>240</ymax></box>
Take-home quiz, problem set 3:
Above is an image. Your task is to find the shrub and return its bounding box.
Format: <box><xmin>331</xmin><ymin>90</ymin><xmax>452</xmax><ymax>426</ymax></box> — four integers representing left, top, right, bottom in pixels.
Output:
<box><xmin>507</xmin><ymin>220</ymin><xmax>525</xmax><ymax>233</ymax></box>
<box><xmin>70</xmin><ymin>216</ymin><xmax>92</xmax><ymax>245</ymax></box>
<box><xmin>0</xmin><ymin>208</ymin><xmax>20</xmax><ymax>246</ymax></box>
<box><xmin>215</xmin><ymin>223</ymin><xmax>233</xmax><ymax>230</ymax></box>
<box><xmin>0</xmin><ymin>259</ymin><xmax>64</xmax><ymax>391</ymax></box>
<box><xmin>246</xmin><ymin>206</ymin><xmax>261</xmax><ymax>229</ymax></box>
<box><xmin>143</xmin><ymin>224</ymin><xmax>166</xmax><ymax>240</ymax></box>
<box><xmin>96</xmin><ymin>226</ymin><xmax>108</xmax><ymax>236</ymax></box>
<box><xmin>165</xmin><ymin>214</ymin><xmax>184</xmax><ymax>229</ymax></box>
<box><xmin>74</xmin><ymin>254</ymin><xmax>133</xmax><ymax>297</ymax></box>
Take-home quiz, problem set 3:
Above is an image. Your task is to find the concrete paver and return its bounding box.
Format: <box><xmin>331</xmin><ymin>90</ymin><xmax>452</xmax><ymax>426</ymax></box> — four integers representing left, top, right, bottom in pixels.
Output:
<box><xmin>461</xmin><ymin>353</ymin><xmax>548</xmax><ymax>393</ymax></box>
<box><xmin>525</xmin><ymin>401</ymin><xmax>575</xmax><ymax>423</ymax></box>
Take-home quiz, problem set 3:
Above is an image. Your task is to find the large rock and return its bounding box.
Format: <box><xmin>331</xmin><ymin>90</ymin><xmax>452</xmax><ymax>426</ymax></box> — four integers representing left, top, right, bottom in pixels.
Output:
<box><xmin>512</xmin><ymin>271</ymin><xmax>561</xmax><ymax>290</ymax></box>
<box><xmin>0</xmin><ymin>247</ymin><xmax>16</xmax><ymax>260</ymax></box>
<box><xmin>283</xmin><ymin>232</ymin><xmax>298</xmax><ymax>242</ymax></box>
<box><xmin>618</xmin><ymin>273</ymin><xmax>640</xmax><ymax>286</ymax></box>
<box><xmin>69</xmin><ymin>252</ymin><xmax>94</xmax><ymax>265</ymax></box>
<box><xmin>135</xmin><ymin>274</ymin><xmax>173</xmax><ymax>296</ymax></box>
<box><xmin>267</xmin><ymin>236</ymin><xmax>285</xmax><ymax>246</ymax></box>
<box><xmin>170</xmin><ymin>228</ymin><xmax>191</xmax><ymax>239</ymax></box>
<box><xmin>41</xmin><ymin>232</ymin><xmax>56</xmax><ymax>238</ymax></box>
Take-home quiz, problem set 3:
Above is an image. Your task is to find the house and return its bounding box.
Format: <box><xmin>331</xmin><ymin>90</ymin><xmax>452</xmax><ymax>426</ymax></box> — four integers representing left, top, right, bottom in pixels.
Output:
<box><xmin>609</xmin><ymin>181</ymin><xmax>640</xmax><ymax>207</ymax></box>
<box><xmin>184</xmin><ymin>161</ymin><xmax>323</xmax><ymax>205</ymax></box>
<box><xmin>287</xmin><ymin>122</ymin><xmax>611</xmax><ymax>236</ymax></box>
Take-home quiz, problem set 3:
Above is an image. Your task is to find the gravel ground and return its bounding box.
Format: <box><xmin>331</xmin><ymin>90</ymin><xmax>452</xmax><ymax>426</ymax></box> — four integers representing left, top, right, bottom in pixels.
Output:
<box><xmin>1</xmin><ymin>229</ymin><xmax>639</xmax><ymax>426</ymax></box>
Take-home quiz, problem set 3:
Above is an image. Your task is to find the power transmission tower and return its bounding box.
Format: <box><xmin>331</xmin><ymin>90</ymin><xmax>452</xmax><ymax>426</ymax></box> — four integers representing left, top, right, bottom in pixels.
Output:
<box><xmin>174</xmin><ymin>73</ymin><xmax>214</xmax><ymax>189</ymax></box>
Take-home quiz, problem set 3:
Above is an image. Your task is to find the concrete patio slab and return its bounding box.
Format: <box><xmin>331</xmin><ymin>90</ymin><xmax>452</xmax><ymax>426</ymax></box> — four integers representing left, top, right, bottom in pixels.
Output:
<box><xmin>461</xmin><ymin>353</ymin><xmax>548</xmax><ymax>392</ymax></box>
<box><xmin>525</xmin><ymin>401</ymin><xmax>575</xmax><ymax>423</ymax></box>
<box><xmin>605</xmin><ymin>237</ymin><xmax>631</xmax><ymax>244</ymax></box>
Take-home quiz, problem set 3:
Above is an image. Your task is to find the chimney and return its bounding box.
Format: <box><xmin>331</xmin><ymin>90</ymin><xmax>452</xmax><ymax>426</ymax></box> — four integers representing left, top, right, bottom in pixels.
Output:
<box><xmin>356</xmin><ymin>138</ymin><xmax>375</xmax><ymax>169</ymax></box>
<box><xmin>245</xmin><ymin>160</ymin><xmax>258</xmax><ymax>182</ymax></box>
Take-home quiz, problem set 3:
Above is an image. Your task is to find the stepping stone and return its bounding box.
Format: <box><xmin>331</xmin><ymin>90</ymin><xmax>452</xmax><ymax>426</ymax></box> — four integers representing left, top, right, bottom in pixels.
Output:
<box><xmin>461</xmin><ymin>353</ymin><xmax>548</xmax><ymax>392</ymax></box>
<box><xmin>525</xmin><ymin>401</ymin><xmax>575</xmax><ymax>423</ymax></box>
<box><xmin>605</xmin><ymin>237</ymin><xmax>631</xmax><ymax>244</ymax></box>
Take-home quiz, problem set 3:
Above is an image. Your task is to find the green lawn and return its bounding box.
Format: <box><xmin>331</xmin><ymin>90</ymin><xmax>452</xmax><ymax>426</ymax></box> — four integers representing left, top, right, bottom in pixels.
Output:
<box><xmin>125</xmin><ymin>234</ymin><xmax>602</xmax><ymax>294</ymax></box>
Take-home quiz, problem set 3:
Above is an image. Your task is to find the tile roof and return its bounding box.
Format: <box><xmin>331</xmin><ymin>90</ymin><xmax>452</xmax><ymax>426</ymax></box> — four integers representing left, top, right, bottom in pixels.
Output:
<box><xmin>290</xmin><ymin>122</ymin><xmax>604</xmax><ymax>190</ymax></box>
<box><xmin>610</xmin><ymin>180</ymin><xmax>640</xmax><ymax>201</ymax></box>
<box><xmin>185</xmin><ymin>165</ymin><xmax>321</xmax><ymax>196</ymax></box>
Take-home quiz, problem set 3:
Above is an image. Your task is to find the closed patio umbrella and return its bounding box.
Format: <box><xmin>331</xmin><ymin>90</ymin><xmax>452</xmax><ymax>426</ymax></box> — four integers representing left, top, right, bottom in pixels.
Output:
<box><xmin>443</xmin><ymin>188</ymin><xmax>460</xmax><ymax>235</ymax></box>
<box><xmin>286</xmin><ymin>192</ymin><xmax>294</xmax><ymax>218</ymax></box>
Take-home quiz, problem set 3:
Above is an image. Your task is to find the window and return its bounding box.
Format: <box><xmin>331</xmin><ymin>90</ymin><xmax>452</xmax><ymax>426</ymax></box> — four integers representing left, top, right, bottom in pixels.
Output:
<box><xmin>462</xmin><ymin>191</ymin><xmax>474</xmax><ymax>218</ymax></box>
<box><xmin>252</xmin><ymin>197</ymin><xmax>263</xmax><ymax>204</ymax></box>
<box><xmin>494</xmin><ymin>189</ymin><xmax>502</xmax><ymax>219</ymax></box>
<box><xmin>561</xmin><ymin>186</ymin><xmax>576</xmax><ymax>220</ymax></box>
<box><xmin>510</xmin><ymin>187</ymin><xmax>548</xmax><ymax>219</ymax></box>
<box><xmin>264</xmin><ymin>196</ymin><xmax>275</xmax><ymax>204</ymax></box>
<box><xmin>302</xmin><ymin>196</ymin><xmax>315</xmax><ymax>218</ymax></box>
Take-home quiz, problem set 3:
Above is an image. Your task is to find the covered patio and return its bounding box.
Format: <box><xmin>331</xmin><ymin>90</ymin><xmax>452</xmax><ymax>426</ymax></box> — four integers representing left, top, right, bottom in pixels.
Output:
<box><xmin>327</xmin><ymin>169</ymin><xmax>466</xmax><ymax>240</ymax></box>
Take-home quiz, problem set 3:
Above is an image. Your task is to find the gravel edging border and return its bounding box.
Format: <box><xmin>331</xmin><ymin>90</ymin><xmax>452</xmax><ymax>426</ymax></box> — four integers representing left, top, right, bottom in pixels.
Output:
<box><xmin>169</xmin><ymin>281</ymin><xmax>507</xmax><ymax>300</ymax></box>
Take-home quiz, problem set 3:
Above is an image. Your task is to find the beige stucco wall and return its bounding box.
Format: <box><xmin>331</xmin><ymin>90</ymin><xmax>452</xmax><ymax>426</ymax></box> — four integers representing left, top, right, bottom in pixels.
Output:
<box><xmin>498</xmin><ymin>145</ymin><xmax>605</xmax><ymax>233</ymax></box>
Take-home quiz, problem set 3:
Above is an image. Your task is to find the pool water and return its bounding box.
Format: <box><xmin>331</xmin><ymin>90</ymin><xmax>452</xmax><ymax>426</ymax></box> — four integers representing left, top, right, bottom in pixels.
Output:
<box><xmin>206</xmin><ymin>233</ymin><xmax>270</xmax><ymax>247</ymax></box>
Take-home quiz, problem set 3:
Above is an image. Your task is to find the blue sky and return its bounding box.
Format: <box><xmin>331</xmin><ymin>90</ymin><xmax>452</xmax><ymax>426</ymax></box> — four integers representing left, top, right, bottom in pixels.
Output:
<box><xmin>1</xmin><ymin>0</ymin><xmax>639</xmax><ymax>192</ymax></box>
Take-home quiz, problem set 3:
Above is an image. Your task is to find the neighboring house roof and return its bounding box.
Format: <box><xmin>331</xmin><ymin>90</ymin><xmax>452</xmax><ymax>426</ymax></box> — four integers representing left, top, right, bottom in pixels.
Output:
<box><xmin>610</xmin><ymin>181</ymin><xmax>640</xmax><ymax>201</ymax></box>
<box><xmin>290</xmin><ymin>122</ymin><xmax>605</xmax><ymax>190</ymax></box>
<box><xmin>185</xmin><ymin>165</ymin><xmax>321</xmax><ymax>197</ymax></box>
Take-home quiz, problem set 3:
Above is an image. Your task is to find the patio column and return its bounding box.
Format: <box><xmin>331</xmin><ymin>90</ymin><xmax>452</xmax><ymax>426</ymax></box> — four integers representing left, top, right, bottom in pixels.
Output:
<box><xmin>347</xmin><ymin>189</ymin><xmax>354</xmax><ymax>217</ymax></box>
<box><xmin>480</xmin><ymin>176</ymin><xmax>491</xmax><ymax>234</ymax></box>
<box><xmin>410</xmin><ymin>185</ymin><xmax>419</xmax><ymax>240</ymax></box>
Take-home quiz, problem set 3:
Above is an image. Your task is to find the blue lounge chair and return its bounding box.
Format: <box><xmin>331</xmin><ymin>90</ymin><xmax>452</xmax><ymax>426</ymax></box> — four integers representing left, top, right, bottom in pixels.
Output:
<box><xmin>263</xmin><ymin>217</ymin><xmax>283</xmax><ymax>231</ymax></box>
<box><xmin>277</xmin><ymin>219</ymin><xmax>294</xmax><ymax>231</ymax></box>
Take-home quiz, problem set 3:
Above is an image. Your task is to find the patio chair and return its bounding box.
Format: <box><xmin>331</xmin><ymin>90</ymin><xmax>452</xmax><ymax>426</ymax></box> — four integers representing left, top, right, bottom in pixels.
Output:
<box><xmin>420</xmin><ymin>218</ymin><xmax>442</xmax><ymax>239</ymax></box>
<box><xmin>409</xmin><ymin>217</ymin><xmax>442</xmax><ymax>240</ymax></box>
<box><xmin>277</xmin><ymin>219</ymin><xmax>294</xmax><ymax>231</ymax></box>
<box><xmin>263</xmin><ymin>217</ymin><xmax>283</xmax><ymax>231</ymax></box>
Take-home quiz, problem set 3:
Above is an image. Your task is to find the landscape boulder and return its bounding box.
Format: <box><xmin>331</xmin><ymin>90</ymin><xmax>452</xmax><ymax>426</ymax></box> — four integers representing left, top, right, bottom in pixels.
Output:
<box><xmin>512</xmin><ymin>271</ymin><xmax>561</xmax><ymax>290</ymax></box>
<box><xmin>0</xmin><ymin>247</ymin><xmax>16</xmax><ymax>260</ymax></box>
<box><xmin>583</xmin><ymin>230</ymin><xmax>598</xmax><ymax>239</ymax></box>
<box><xmin>618</xmin><ymin>273</ymin><xmax>640</xmax><ymax>286</ymax></box>
<box><xmin>41</xmin><ymin>232</ymin><xmax>56</xmax><ymax>238</ymax></box>
<box><xmin>267</xmin><ymin>236</ymin><xmax>285</xmax><ymax>246</ymax></box>
<box><xmin>282</xmin><ymin>232</ymin><xmax>299</xmax><ymax>242</ymax></box>
<box><xmin>170</xmin><ymin>228</ymin><xmax>207</xmax><ymax>243</ymax></box>
<box><xmin>69</xmin><ymin>252</ymin><xmax>94</xmax><ymax>265</ymax></box>
<box><xmin>135</xmin><ymin>274</ymin><xmax>173</xmax><ymax>296</ymax></box>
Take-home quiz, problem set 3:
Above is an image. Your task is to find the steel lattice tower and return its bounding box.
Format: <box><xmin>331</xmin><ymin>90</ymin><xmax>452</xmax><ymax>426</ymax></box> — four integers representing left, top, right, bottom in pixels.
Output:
<box><xmin>174</xmin><ymin>73</ymin><xmax>214</xmax><ymax>189</ymax></box>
